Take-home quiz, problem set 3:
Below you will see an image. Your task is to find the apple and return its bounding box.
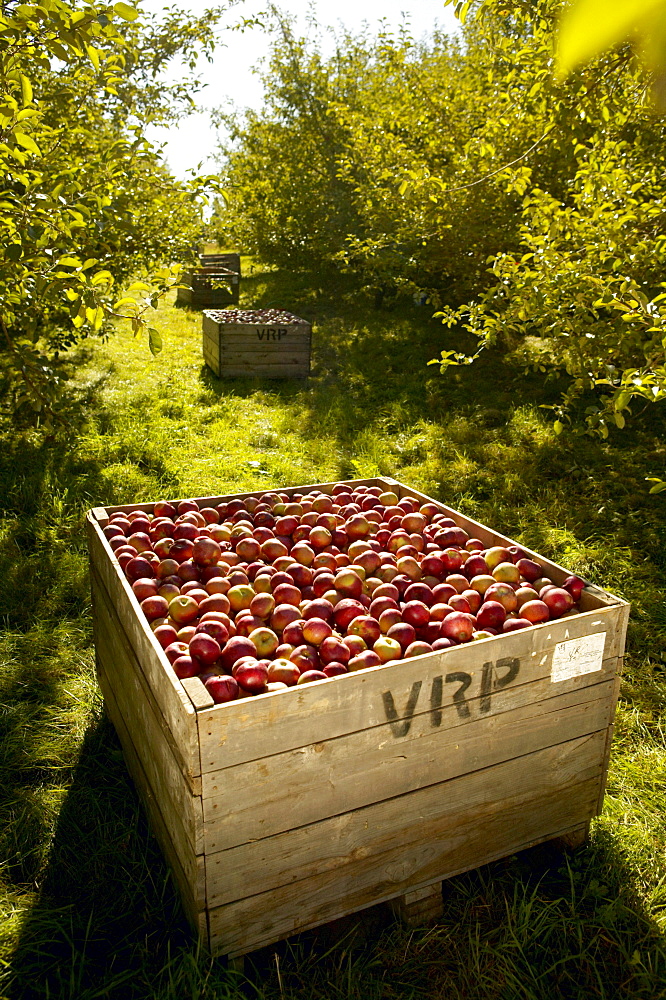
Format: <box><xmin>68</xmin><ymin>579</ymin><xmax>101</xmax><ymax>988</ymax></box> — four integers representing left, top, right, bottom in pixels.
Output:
<box><xmin>432</xmin><ymin>637</ymin><xmax>455</xmax><ymax>650</ymax></box>
<box><xmin>267</xmin><ymin>659</ymin><xmax>301</xmax><ymax>685</ymax></box>
<box><xmin>172</xmin><ymin>655</ymin><xmax>199</xmax><ymax>679</ymax></box>
<box><xmin>502</xmin><ymin>618</ymin><xmax>533</xmax><ymax>632</ymax></box>
<box><xmin>302</xmin><ymin>617</ymin><xmax>333</xmax><ymax>646</ymax></box>
<box><xmin>302</xmin><ymin>598</ymin><xmax>335</xmax><ymax>622</ymax></box>
<box><xmin>270</xmin><ymin>603</ymin><xmax>302</xmax><ymax>632</ymax></box>
<box><xmin>319</xmin><ymin>635</ymin><xmax>351</xmax><ymax>664</ymax></box>
<box><xmin>125</xmin><ymin>555</ymin><xmax>155</xmax><ymax>582</ymax></box>
<box><xmin>484</xmin><ymin>546</ymin><xmax>512</xmax><ymax>570</ymax></box>
<box><xmin>386</xmin><ymin>622</ymin><xmax>416</xmax><ymax>651</ymax></box>
<box><xmin>401</xmin><ymin>601</ymin><xmax>430</xmax><ymax>629</ymax></box>
<box><xmin>140</xmin><ymin>595</ymin><xmax>169</xmax><ymax>621</ymax></box>
<box><xmin>404</xmin><ymin>640</ymin><xmax>433</xmax><ymax>657</ymax></box>
<box><xmin>348</xmin><ymin>650</ymin><xmax>382</xmax><ymax>671</ymax></box>
<box><xmin>204</xmin><ymin>674</ymin><xmax>239</xmax><ymax>703</ymax></box>
<box><xmin>448</xmin><ymin>594</ymin><xmax>471</xmax><ymax>615</ymax></box>
<box><xmin>373</xmin><ymin>636</ymin><xmax>403</xmax><ymax>663</ymax></box>
<box><xmin>347</xmin><ymin>615</ymin><xmax>381</xmax><ymax>645</ymax></box>
<box><xmin>233</xmin><ymin>659</ymin><xmax>269</xmax><ymax>694</ymax></box>
<box><xmin>542</xmin><ymin>588</ymin><xmax>575</xmax><ymax>617</ymax></box>
<box><xmin>492</xmin><ymin>562</ymin><xmax>521</xmax><ymax>585</ymax></box>
<box><xmin>563</xmin><ymin>575</ymin><xmax>586</xmax><ymax>601</ymax></box>
<box><xmin>282</xmin><ymin>619</ymin><xmax>306</xmax><ymax>646</ymax></box>
<box><xmin>476</xmin><ymin>600</ymin><xmax>506</xmax><ymax>631</ymax></box>
<box><xmin>220</xmin><ymin>635</ymin><xmax>257</xmax><ymax>671</ymax></box>
<box><xmin>133</xmin><ymin>578</ymin><xmax>158</xmax><ymax>601</ymax></box>
<box><xmin>520</xmin><ymin>600</ymin><xmax>550</xmax><ymax>624</ymax></box>
<box><xmin>484</xmin><ymin>583</ymin><xmax>518</xmax><ymax>613</ymax></box>
<box><xmin>342</xmin><ymin>634</ymin><xmax>367</xmax><ymax>656</ymax></box>
<box><xmin>290</xmin><ymin>644</ymin><xmax>319</xmax><ymax>673</ymax></box>
<box><xmin>273</xmin><ymin>582</ymin><xmax>302</xmax><ymax>607</ymax></box>
<box><xmin>249</xmin><ymin>627</ymin><xmax>280</xmax><ymax>657</ymax></box>
<box><xmin>227</xmin><ymin>584</ymin><xmax>255</xmax><ymax>612</ymax></box>
<box><xmin>195</xmin><ymin>619</ymin><xmax>229</xmax><ymax>645</ymax></box>
<box><xmin>296</xmin><ymin>669</ymin><xmax>328</xmax><ymax>684</ymax></box>
<box><xmin>164</xmin><ymin>640</ymin><xmax>189</xmax><ymax>664</ymax></box>
<box><xmin>189</xmin><ymin>633</ymin><xmax>221</xmax><ymax>665</ymax></box>
<box><xmin>168</xmin><ymin>595</ymin><xmax>200</xmax><ymax>624</ymax></box>
<box><xmin>322</xmin><ymin>662</ymin><xmax>348</xmax><ymax>677</ymax></box>
<box><xmin>440</xmin><ymin>612</ymin><xmax>475</xmax><ymax>643</ymax></box>
<box><xmin>153</xmin><ymin>623</ymin><xmax>179</xmax><ymax>649</ymax></box>
<box><xmin>198</xmin><ymin>593</ymin><xmax>231</xmax><ymax>616</ymax></box>
<box><xmin>516</xmin><ymin>558</ymin><xmax>542</xmax><ymax>583</ymax></box>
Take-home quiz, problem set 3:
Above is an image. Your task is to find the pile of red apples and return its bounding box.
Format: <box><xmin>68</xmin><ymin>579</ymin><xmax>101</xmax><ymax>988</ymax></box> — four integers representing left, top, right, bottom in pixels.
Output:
<box><xmin>103</xmin><ymin>484</ymin><xmax>586</xmax><ymax>704</ymax></box>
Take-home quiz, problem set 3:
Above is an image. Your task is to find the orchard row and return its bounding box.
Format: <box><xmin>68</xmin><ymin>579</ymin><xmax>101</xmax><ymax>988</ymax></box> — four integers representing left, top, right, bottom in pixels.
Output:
<box><xmin>102</xmin><ymin>484</ymin><xmax>585</xmax><ymax>703</ymax></box>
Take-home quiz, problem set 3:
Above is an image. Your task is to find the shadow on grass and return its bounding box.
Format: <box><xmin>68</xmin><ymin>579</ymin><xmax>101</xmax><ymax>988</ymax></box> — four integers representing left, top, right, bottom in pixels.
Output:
<box><xmin>7</xmin><ymin>769</ymin><xmax>665</xmax><ymax>1000</ymax></box>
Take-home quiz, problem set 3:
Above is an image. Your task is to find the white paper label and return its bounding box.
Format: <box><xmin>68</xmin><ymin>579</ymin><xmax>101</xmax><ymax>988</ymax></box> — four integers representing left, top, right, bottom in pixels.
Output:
<box><xmin>551</xmin><ymin>632</ymin><xmax>606</xmax><ymax>683</ymax></box>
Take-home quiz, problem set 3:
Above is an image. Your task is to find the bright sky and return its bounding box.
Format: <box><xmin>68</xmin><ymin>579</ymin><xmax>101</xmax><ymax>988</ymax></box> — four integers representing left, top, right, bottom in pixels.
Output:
<box><xmin>141</xmin><ymin>0</ymin><xmax>460</xmax><ymax>178</ymax></box>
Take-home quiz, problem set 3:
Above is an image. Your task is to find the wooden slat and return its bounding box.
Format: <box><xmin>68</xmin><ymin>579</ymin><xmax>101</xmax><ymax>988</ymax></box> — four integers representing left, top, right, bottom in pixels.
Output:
<box><xmin>182</xmin><ymin>676</ymin><xmax>215</xmax><ymax>711</ymax></box>
<box><xmin>202</xmin><ymin>677</ymin><xmax>614</xmax><ymax>857</ymax></box>
<box><xmin>389</xmin><ymin>884</ymin><xmax>444</xmax><ymax>925</ymax></box>
<box><xmin>91</xmin><ymin>565</ymin><xmax>204</xmax><ymax>856</ymax></box>
<box><xmin>86</xmin><ymin>513</ymin><xmax>200</xmax><ymax>781</ymax></box>
<box><xmin>197</xmin><ymin>605</ymin><xmax>625</xmax><ymax>772</ymax></box>
<box><xmin>98</xmin><ymin>657</ymin><xmax>208</xmax><ymax>940</ymax></box>
<box><xmin>207</xmin><ymin>732</ymin><xmax>604</xmax><ymax>957</ymax></box>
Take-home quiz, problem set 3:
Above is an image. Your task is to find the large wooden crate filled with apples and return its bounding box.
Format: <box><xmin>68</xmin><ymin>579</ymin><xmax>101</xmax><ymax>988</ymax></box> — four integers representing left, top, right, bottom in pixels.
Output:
<box><xmin>176</xmin><ymin>264</ymin><xmax>240</xmax><ymax>309</ymax></box>
<box><xmin>202</xmin><ymin>308</ymin><xmax>311</xmax><ymax>378</ymax></box>
<box><xmin>86</xmin><ymin>477</ymin><xmax>629</xmax><ymax>961</ymax></box>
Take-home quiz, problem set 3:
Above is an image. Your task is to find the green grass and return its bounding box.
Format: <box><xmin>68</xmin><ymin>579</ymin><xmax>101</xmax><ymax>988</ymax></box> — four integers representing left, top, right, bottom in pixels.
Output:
<box><xmin>0</xmin><ymin>262</ymin><xmax>665</xmax><ymax>999</ymax></box>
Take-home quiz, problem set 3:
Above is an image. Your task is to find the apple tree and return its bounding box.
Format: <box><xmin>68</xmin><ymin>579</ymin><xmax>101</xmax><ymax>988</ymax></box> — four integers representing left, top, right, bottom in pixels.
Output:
<box><xmin>0</xmin><ymin>0</ymin><xmax>237</xmax><ymax>425</ymax></box>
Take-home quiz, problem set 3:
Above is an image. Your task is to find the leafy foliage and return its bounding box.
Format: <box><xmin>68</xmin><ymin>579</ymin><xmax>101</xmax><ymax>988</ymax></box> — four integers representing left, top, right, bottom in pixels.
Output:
<box><xmin>0</xmin><ymin>0</ymin><xmax>235</xmax><ymax>425</ymax></box>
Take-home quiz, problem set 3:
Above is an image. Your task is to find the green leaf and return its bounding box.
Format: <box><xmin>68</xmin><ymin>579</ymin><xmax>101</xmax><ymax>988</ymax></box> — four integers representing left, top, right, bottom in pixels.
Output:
<box><xmin>113</xmin><ymin>2</ymin><xmax>139</xmax><ymax>21</ymax></box>
<box><xmin>6</xmin><ymin>244</ymin><xmax>22</xmax><ymax>260</ymax></box>
<box><xmin>14</xmin><ymin>131</ymin><xmax>41</xmax><ymax>156</ymax></box>
<box><xmin>20</xmin><ymin>75</ymin><xmax>33</xmax><ymax>106</ymax></box>
<box><xmin>554</xmin><ymin>420</ymin><xmax>564</xmax><ymax>435</ymax></box>
<box><xmin>148</xmin><ymin>328</ymin><xmax>162</xmax><ymax>355</ymax></box>
<box><xmin>557</xmin><ymin>0</ymin><xmax>666</xmax><ymax>76</ymax></box>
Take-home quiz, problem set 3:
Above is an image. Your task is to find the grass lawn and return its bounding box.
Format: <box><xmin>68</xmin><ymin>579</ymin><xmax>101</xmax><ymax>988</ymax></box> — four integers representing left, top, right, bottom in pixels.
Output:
<box><xmin>0</xmin><ymin>262</ymin><xmax>665</xmax><ymax>999</ymax></box>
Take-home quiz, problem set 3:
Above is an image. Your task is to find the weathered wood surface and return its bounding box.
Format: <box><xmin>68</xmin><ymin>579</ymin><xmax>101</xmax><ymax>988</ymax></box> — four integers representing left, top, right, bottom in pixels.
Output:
<box><xmin>91</xmin><ymin>565</ymin><xmax>204</xmax><ymax>856</ymax></box>
<box><xmin>202</xmin><ymin>677</ymin><xmax>614</xmax><ymax>857</ymax></box>
<box><xmin>86</xmin><ymin>513</ymin><xmax>201</xmax><ymax>781</ymax></box>
<box><xmin>390</xmin><ymin>883</ymin><xmax>444</xmax><ymax>926</ymax></box>
<box><xmin>207</xmin><ymin>732</ymin><xmax>604</xmax><ymax>957</ymax></box>
<box><xmin>97</xmin><ymin>655</ymin><xmax>207</xmax><ymax>938</ymax></box>
<box><xmin>197</xmin><ymin>606</ymin><xmax>624</xmax><ymax>772</ymax></box>
<box><xmin>203</xmin><ymin>313</ymin><xmax>311</xmax><ymax>378</ymax></box>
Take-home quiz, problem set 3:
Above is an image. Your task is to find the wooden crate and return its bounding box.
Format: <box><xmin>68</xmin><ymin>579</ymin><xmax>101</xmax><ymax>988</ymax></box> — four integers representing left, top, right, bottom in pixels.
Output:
<box><xmin>177</xmin><ymin>266</ymin><xmax>240</xmax><ymax>309</ymax></box>
<box><xmin>202</xmin><ymin>309</ymin><xmax>311</xmax><ymax>378</ymax></box>
<box><xmin>85</xmin><ymin>477</ymin><xmax>629</xmax><ymax>960</ymax></box>
<box><xmin>199</xmin><ymin>252</ymin><xmax>241</xmax><ymax>275</ymax></box>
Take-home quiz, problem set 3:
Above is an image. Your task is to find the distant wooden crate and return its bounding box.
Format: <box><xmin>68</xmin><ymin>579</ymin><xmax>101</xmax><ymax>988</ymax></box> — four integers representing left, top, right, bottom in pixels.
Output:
<box><xmin>86</xmin><ymin>476</ymin><xmax>629</xmax><ymax>962</ymax></box>
<box><xmin>202</xmin><ymin>308</ymin><xmax>311</xmax><ymax>378</ymax></box>
<box><xmin>177</xmin><ymin>265</ymin><xmax>240</xmax><ymax>309</ymax></box>
<box><xmin>199</xmin><ymin>252</ymin><xmax>241</xmax><ymax>276</ymax></box>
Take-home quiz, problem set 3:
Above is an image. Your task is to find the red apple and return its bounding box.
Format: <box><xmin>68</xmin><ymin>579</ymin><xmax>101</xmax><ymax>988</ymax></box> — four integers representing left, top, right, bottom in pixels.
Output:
<box><xmin>348</xmin><ymin>650</ymin><xmax>382</xmax><ymax>671</ymax></box>
<box><xmin>205</xmin><ymin>674</ymin><xmax>240</xmax><ymax>703</ymax></box>
<box><xmin>516</xmin><ymin>558</ymin><xmax>542</xmax><ymax>583</ymax></box>
<box><xmin>189</xmin><ymin>633</ymin><xmax>221</xmax><ymax>665</ymax></box>
<box><xmin>234</xmin><ymin>659</ymin><xmax>269</xmax><ymax>694</ymax></box>
<box><xmin>267</xmin><ymin>659</ymin><xmax>300</xmax><ymax>686</ymax></box>
<box><xmin>542</xmin><ymin>588</ymin><xmax>575</xmax><ymax>618</ymax></box>
<box><xmin>520</xmin><ymin>600</ymin><xmax>550</xmax><ymax>624</ymax></box>
<box><xmin>319</xmin><ymin>635</ymin><xmax>351</xmax><ymax>665</ymax></box>
<box><xmin>302</xmin><ymin>617</ymin><xmax>333</xmax><ymax>646</ymax></box>
<box><xmin>296</xmin><ymin>669</ymin><xmax>328</xmax><ymax>684</ymax></box>
<box><xmin>402</xmin><ymin>601</ymin><xmax>430</xmax><ymax>629</ymax></box>
<box><xmin>440</xmin><ymin>612</ymin><xmax>475</xmax><ymax>643</ymax></box>
<box><xmin>172</xmin><ymin>655</ymin><xmax>199</xmax><ymax>679</ymax></box>
<box><xmin>386</xmin><ymin>622</ymin><xmax>416</xmax><ymax>651</ymax></box>
<box><xmin>404</xmin><ymin>640</ymin><xmax>433</xmax><ymax>658</ymax></box>
<box><xmin>476</xmin><ymin>600</ymin><xmax>506</xmax><ymax>631</ymax></box>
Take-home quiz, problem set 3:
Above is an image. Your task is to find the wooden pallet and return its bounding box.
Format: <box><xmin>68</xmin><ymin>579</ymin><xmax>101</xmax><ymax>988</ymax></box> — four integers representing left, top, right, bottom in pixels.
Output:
<box><xmin>86</xmin><ymin>477</ymin><xmax>629</xmax><ymax>959</ymax></box>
